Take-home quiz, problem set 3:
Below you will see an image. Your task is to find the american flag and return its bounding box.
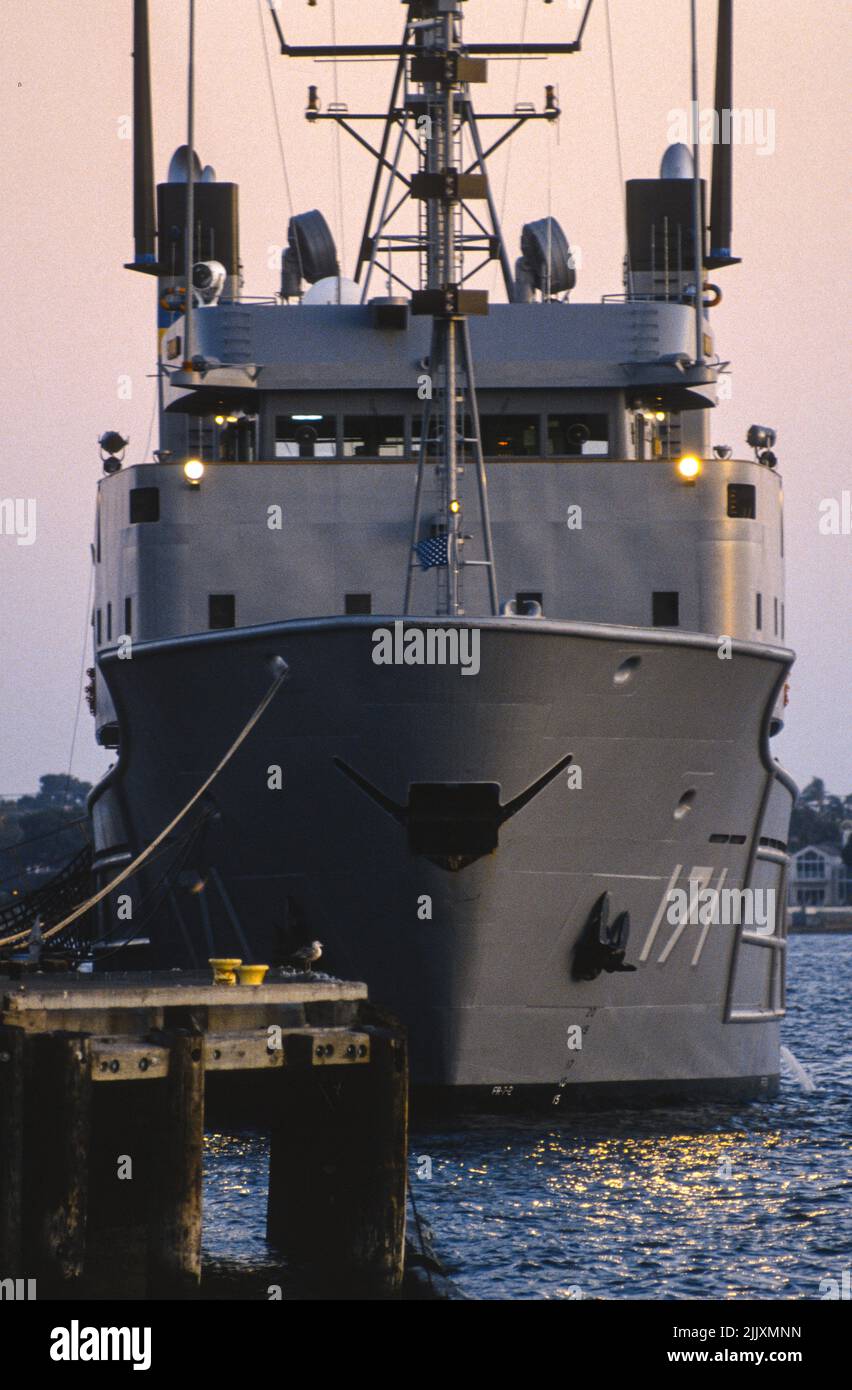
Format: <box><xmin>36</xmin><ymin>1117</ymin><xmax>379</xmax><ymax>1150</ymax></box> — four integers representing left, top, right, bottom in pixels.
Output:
<box><xmin>414</xmin><ymin>533</ymin><xmax>449</xmax><ymax>571</ymax></box>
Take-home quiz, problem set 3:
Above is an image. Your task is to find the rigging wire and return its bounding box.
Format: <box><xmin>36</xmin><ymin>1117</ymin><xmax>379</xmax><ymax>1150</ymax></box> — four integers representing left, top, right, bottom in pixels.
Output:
<box><xmin>82</xmin><ymin>815</ymin><xmax>212</xmax><ymax>964</ymax></box>
<box><xmin>2</xmin><ymin>567</ymin><xmax>94</xmax><ymax>888</ymax></box>
<box><xmin>0</xmin><ymin>817</ymin><xmax>88</xmax><ymax>853</ymax></box>
<box><xmin>491</xmin><ymin>0</ymin><xmax>530</xmax><ymax>296</ymax></box>
<box><xmin>330</xmin><ymin>0</ymin><xmax>347</xmax><ymax>281</ymax></box>
<box><xmin>62</xmin><ymin>558</ymin><xmax>96</xmax><ymax>807</ymax></box>
<box><xmin>140</xmin><ymin>385</ymin><xmax>157</xmax><ymax>465</ymax></box>
<box><xmin>604</xmin><ymin>0</ymin><xmax>632</xmax><ymax>293</ymax></box>
<box><xmin>256</xmin><ymin>0</ymin><xmax>300</xmax><ymax>280</ymax></box>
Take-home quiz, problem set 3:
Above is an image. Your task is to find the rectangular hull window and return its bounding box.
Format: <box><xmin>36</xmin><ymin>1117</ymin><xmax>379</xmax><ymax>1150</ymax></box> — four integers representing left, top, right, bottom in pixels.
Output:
<box><xmin>727</xmin><ymin>483</ymin><xmax>756</xmax><ymax>519</ymax></box>
<box><xmin>755</xmin><ymin>593</ymin><xmax>762</xmax><ymax>630</ymax></box>
<box><xmin>129</xmin><ymin>487</ymin><xmax>160</xmax><ymax>524</ymax></box>
<box><xmin>345</xmin><ymin>593</ymin><xmax>372</xmax><ymax>615</ymax></box>
<box><xmin>106</xmin><ymin>603</ymin><xmax>112</xmax><ymax>642</ymax></box>
<box><xmin>652</xmin><ymin>591</ymin><xmax>679</xmax><ymax>626</ymax></box>
<box><xmin>209</xmin><ymin>594</ymin><xmax>236</xmax><ymax>629</ymax></box>
<box><xmin>125</xmin><ymin>596</ymin><xmax>132</xmax><ymax>636</ymax></box>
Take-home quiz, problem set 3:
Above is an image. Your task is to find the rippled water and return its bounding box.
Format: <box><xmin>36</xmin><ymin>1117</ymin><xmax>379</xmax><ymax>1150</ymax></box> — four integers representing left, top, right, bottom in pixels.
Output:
<box><xmin>201</xmin><ymin>936</ymin><xmax>851</xmax><ymax>1299</ymax></box>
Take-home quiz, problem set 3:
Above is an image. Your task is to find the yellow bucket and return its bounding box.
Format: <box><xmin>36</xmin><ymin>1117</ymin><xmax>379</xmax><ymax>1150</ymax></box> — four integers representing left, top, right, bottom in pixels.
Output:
<box><xmin>237</xmin><ymin>963</ymin><xmax>269</xmax><ymax>986</ymax></box>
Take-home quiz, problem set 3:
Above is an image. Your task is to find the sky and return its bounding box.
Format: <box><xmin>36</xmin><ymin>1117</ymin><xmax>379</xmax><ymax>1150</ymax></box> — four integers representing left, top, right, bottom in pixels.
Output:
<box><xmin>0</xmin><ymin>0</ymin><xmax>849</xmax><ymax>798</ymax></box>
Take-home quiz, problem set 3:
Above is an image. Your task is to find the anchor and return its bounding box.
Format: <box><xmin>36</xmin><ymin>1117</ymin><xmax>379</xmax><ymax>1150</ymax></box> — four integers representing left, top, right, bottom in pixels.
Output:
<box><xmin>572</xmin><ymin>891</ymin><xmax>637</xmax><ymax>981</ymax></box>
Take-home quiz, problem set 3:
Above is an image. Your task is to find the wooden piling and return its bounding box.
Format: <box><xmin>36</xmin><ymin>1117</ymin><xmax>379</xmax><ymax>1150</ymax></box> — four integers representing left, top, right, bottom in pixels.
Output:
<box><xmin>267</xmin><ymin>1027</ymin><xmax>408</xmax><ymax>1296</ymax></box>
<box><xmin>0</xmin><ymin>1027</ymin><xmax>25</xmax><ymax>1277</ymax></box>
<box><xmin>2</xmin><ymin>970</ymin><xmax>407</xmax><ymax>1299</ymax></box>
<box><xmin>146</xmin><ymin>1030</ymin><xmax>205</xmax><ymax>1298</ymax></box>
<box><xmin>24</xmin><ymin>1032</ymin><xmax>92</xmax><ymax>1290</ymax></box>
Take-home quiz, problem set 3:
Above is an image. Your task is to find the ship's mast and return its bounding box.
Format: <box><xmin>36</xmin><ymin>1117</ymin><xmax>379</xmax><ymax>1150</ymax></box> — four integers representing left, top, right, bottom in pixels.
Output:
<box><xmin>275</xmin><ymin>0</ymin><xmax>593</xmax><ymax>617</ymax></box>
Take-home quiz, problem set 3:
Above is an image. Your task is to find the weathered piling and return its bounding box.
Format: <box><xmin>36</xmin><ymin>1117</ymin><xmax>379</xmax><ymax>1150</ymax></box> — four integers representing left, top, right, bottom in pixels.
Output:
<box><xmin>0</xmin><ymin>969</ymin><xmax>407</xmax><ymax>1298</ymax></box>
<box><xmin>267</xmin><ymin>1027</ymin><xmax>408</xmax><ymax>1296</ymax></box>
<box><xmin>0</xmin><ymin>1026</ymin><xmax>25</xmax><ymax>1277</ymax></box>
<box><xmin>24</xmin><ymin>1032</ymin><xmax>92</xmax><ymax>1291</ymax></box>
<box><xmin>147</xmin><ymin>1031</ymin><xmax>205</xmax><ymax>1297</ymax></box>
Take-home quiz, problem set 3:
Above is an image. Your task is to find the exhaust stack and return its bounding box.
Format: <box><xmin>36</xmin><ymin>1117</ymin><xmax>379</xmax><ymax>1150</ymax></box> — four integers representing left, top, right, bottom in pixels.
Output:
<box><xmin>707</xmin><ymin>0</ymin><xmax>741</xmax><ymax>269</ymax></box>
<box><xmin>127</xmin><ymin>0</ymin><xmax>158</xmax><ymax>272</ymax></box>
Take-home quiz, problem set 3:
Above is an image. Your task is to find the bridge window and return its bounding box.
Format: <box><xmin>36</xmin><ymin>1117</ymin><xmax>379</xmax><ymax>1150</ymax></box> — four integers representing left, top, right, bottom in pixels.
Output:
<box><xmin>216</xmin><ymin>415</ymin><xmax>257</xmax><ymax>462</ymax></box>
<box><xmin>547</xmin><ymin>414</ymin><xmax>609</xmax><ymax>457</ymax></box>
<box><xmin>342</xmin><ymin>416</ymin><xmax>405</xmax><ymax>458</ymax></box>
<box><xmin>481</xmin><ymin>415</ymin><xmax>540</xmax><ymax>457</ymax></box>
<box><xmin>129</xmin><ymin>487</ymin><xmax>160</xmax><ymax>524</ymax></box>
<box><xmin>652</xmin><ymin>591</ymin><xmax>679</xmax><ymax>627</ymax></box>
<box><xmin>727</xmin><ymin>483</ymin><xmax>756</xmax><ymax>519</ymax></box>
<box><xmin>209</xmin><ymin>594</ymin><xmax>235</xmax><ymax>629</ymax></box>
<box><xmin>275</xmin><ymin>414</ymin><xmax>336</xmax><ymax>459</ymax></box>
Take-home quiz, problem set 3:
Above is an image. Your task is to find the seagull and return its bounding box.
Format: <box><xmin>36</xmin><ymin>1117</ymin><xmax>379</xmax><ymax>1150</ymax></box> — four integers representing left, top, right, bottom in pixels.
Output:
<box><xmin>291</xmin><ymin>940</ymin><xmax>323</xmax><ymax>974</ymax></box>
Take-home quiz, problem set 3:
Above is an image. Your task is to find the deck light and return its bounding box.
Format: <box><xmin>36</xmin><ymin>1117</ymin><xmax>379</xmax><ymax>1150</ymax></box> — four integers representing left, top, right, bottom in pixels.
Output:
<box><xmin>184</xmin><ymin>459</ymin><xmax>205</xmax><ymax>485</ymax></box>
<box><xmin>676</xmin><ymin>455</ymin><xmax>702</xmax><ymax>481</ymax></box>
<box><xmin>449</xmin><ymin>499</ymin><xmax>461</xmax><ymax>514</ymax></box>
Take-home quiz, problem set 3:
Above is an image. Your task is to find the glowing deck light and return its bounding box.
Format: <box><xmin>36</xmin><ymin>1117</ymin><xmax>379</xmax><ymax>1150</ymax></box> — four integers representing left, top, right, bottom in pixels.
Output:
<box><xmin>676</xmin><ymin>455</ymin><xmax>702</xmax><ymax>481</ymax></box>
<box><xmin>184</xmin><ymin>459</ymin><xmax>205</xmax><ymax>484</ymax></box>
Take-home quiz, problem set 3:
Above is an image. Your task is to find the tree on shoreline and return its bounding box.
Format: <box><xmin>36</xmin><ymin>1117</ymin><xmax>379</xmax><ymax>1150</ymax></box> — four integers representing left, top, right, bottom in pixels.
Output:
<box><xmin>789</xmin><ymin>781</ymin><xmax>851</xmax><ymax>852</ymax></box>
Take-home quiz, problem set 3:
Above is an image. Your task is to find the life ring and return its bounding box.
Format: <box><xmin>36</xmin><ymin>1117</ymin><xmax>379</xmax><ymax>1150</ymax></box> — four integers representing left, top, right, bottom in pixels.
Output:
<box><xmin>702</xmin><ymin>282</ymin><xmax>722</xmax><ymax>308</ymax></box>
<box><xmin>160</xmin><ymin>285</ymin><xmax>186</xmax><ymax>313</ymax></box>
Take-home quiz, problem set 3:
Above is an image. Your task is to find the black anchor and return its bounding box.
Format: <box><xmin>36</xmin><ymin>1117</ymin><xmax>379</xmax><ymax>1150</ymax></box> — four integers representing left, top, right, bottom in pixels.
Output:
<box><xmin>571</xmin><ymin>891</ymin><xmax>637</xmax><ymax>981</ymax></box>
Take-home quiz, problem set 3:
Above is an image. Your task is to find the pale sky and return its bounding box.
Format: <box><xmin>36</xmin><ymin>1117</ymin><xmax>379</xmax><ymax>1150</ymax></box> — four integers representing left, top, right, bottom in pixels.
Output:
<box><xmin>0</xmin><ymin>0</ymin><xmax>849</xmax><ymax>796</ymax></box>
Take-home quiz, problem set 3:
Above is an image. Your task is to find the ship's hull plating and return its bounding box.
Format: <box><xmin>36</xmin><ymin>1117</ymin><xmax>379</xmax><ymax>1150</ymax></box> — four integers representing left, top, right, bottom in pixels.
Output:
<box><xmin>93</xmin><ymin>618</ymin><xmax>795</xmax><ymax>1100</ymax></box>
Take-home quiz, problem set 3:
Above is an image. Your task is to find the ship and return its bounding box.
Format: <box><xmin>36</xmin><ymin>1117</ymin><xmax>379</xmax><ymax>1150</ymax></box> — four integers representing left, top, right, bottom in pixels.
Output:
<box><xmin>80</xmin><ymin>0</ymin><xmax>796</xmax><ymax>1104</ymax></box>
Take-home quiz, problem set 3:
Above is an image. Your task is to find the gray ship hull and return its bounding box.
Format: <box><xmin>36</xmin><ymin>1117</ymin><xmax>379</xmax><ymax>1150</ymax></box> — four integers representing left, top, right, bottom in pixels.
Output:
<box><xmin>93</xmin><ymin>617</ymin><xmax>795</xmax><ymax>1099</ymax></box>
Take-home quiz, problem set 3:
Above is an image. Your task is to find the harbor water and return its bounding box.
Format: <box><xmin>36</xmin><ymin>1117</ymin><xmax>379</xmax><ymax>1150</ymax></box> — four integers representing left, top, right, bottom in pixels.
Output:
<box><xmin>200</xmin><ymin>935</ymin><xmax>850</xmax><ymax>1299</ymax></box>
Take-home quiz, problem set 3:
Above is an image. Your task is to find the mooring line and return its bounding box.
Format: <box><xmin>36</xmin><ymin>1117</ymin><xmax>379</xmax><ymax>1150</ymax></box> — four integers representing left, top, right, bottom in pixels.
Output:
<box><xmin>0</xmin><ymin>661</ymin><xmax>290</xmax><ymax>950</ymax></box>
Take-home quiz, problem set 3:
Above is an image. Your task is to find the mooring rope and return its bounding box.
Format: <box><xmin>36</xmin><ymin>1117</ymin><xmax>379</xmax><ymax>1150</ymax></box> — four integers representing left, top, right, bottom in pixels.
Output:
<box><xmin>0</xmin><ymin>661</ymin><xmax>290</xmax><ymax>950</ymax></box>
